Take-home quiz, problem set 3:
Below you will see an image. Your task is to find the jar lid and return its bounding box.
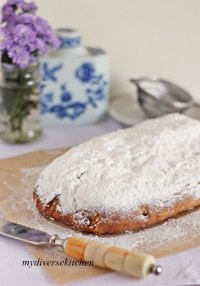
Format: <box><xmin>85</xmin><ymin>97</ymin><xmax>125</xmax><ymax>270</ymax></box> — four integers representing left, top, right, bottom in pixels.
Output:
<box><xmin>56</xmin><ymin>28</ymin><xmax>81</xmax><ymax>49</ymax></box>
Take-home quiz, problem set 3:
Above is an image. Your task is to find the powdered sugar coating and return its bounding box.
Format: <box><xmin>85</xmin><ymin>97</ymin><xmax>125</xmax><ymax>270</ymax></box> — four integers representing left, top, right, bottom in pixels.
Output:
<box><xmin>35</xmin><ymin>114</ymin><xmax>200</xmax><ymax>214</ymax></box>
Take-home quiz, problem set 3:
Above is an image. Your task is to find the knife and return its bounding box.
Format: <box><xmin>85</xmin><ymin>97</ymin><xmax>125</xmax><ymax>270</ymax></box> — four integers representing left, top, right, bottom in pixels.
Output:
<box><xmin>0</xmin><ymin>218</ymin><xmax>162</xmax><ymax>278</ymax></box>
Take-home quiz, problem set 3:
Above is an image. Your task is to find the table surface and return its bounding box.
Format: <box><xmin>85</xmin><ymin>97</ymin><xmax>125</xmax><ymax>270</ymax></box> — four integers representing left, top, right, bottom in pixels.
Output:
<box><xmin>0</xmin><ymin>118</ymin><xmax>200</xmax><ymax>286</ymax></box>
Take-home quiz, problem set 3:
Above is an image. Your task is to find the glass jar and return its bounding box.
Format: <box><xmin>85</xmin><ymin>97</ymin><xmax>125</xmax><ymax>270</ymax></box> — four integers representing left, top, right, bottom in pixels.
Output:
<box><xmin>0</xmin><ymin>61</ymin><xmax>42</xmax><ymax>144</ymax></box>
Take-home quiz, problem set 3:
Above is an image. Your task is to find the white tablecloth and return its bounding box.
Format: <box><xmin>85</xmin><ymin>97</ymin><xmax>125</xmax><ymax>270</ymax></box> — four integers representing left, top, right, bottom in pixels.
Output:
<box><xmin>0</xmin><ymin>118</ymin><xmax>200</xmax><ymax>286</ymax></box>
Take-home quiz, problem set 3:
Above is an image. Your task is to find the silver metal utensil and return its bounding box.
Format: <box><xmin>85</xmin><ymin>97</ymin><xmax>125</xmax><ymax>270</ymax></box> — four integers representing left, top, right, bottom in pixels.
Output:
<box><xmin>0</xmin><ymin>218</ymin><xmax>162</xmax><ymax>278</ymax></box>
<box><xmin>130</xmin><ymin>77</ymin><xmax>198</xmax><ymax>117</ymax></box>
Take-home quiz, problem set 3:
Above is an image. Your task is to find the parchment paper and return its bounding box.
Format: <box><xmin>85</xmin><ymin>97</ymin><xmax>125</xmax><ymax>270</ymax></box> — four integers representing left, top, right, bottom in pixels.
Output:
<box><xmin>1</xmin><ymin>149</ymin><xmax>200</xmax><ymax>284</ymax></box>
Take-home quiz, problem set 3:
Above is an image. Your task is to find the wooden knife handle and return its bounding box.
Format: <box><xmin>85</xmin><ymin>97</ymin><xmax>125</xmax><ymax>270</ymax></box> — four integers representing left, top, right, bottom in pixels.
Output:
<box><xmin>63</xmin><ymin>236</ymin><xmax>159</xmax><ymax>278</ymax></box>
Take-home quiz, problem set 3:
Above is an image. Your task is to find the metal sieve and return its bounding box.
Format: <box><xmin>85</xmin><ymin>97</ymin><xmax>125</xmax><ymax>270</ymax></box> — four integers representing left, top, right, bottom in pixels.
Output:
<box><xmin>130</xmin><ymin>77</ymin><xmax>198</xmax><ymax>117</ymax></box>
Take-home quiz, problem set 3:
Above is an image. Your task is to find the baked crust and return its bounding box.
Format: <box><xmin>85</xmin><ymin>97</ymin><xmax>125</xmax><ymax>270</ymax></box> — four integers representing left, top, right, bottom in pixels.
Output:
<box><xmin>33</xmin><ymin>191</ymin><xmax>200</xmax><ymax>234</ymax></box>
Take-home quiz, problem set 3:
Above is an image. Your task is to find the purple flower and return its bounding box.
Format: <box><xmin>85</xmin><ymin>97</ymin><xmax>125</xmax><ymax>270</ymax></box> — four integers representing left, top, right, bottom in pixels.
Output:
<box><xmin>8</xmin><ymin>45</ymin><xmax>31</xmax><ymax>68</ymax></box>
<box><xmin>35</xmin><ymin>38</ymin><xmax>48</xmax><ymax>55</ymax></box>
<box><xmin>1</xmin><ymin>0</ymin><xmax>60</xmax><ymax>69</ymax></box>
<box><xmin>0</xmin><ymin>29</ymin><xmax>6</xmax><ymax>56</ymax></box>
<box><xmin>2</xmin><ymin>4</ymin><xmax>15</xmax><ymax>21</ymax></box>
<box><xmin>16</xmin><ymin>13</ymin><xmax>36</xmax><ymax>24</ymax></box>
<box><xmin>7</xmin><ymin>0</ymin><xmax>23</xmax><ymax>6</ymax></box>
<box><xmin>33</xmin><ymin>17</ymin><xmax>52</xmax><ymax>37</ymax></box>
<box><xmin>21</xmin><ymin>1</ymin><xmax>37</xmax><ymax>13</ymax></box>
<box><xmin>12</xmin><ymin>23</ymin><xmax>31</xmax><ymax>39</ymax></box>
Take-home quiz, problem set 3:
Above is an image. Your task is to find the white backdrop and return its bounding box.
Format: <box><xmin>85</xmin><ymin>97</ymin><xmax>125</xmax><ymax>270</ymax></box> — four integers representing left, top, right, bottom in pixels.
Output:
<box><xmin>33</xmin><ymin>0</ymin><xmax>200</xmax><ymax>101</ymax></box>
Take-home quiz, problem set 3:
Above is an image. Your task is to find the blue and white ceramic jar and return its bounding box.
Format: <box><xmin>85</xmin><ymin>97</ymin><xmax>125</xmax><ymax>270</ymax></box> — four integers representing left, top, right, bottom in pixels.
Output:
<box><xmin>40</xmin><ymin>28</ymin><xmax>109</xmax><ymax>125</ymax></box>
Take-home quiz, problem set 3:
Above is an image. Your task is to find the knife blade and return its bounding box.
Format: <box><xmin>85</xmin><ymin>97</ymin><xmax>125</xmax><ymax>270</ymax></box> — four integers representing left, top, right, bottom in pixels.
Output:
<box><xmin>0</xmin><ymin>218</ymin><xmax>162</xmax><ymax>278</ymax></box>
<box><xmin>0</xmin><ymin>218</ymin><xmax>54</xmax><ymax>246</ymax></box>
